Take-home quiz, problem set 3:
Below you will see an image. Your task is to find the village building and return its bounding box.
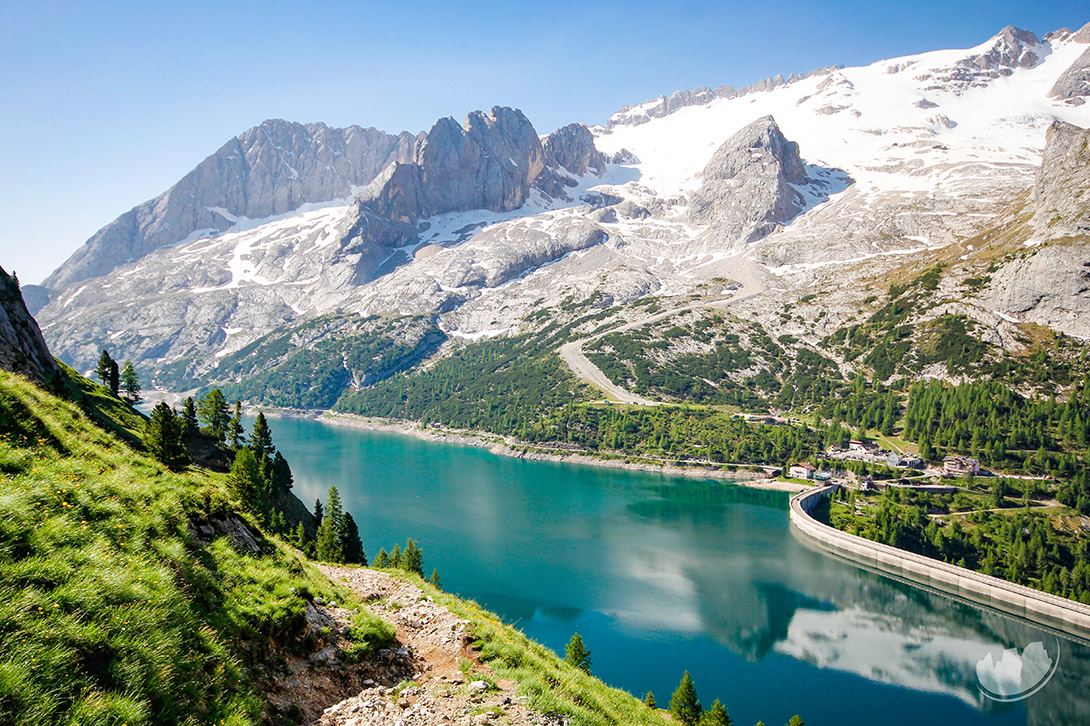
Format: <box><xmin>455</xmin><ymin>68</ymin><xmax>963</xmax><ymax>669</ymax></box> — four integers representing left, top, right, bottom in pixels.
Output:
<box><xmin>789</xmin><ymin>462</ymin><xmax>817</xmax><ymax>480</ymax></box>
<box><xmin>888</xmin><ymin>452</ymin><xmax>924</xmax><ymax>469</ymax></box>
<box><xmin>943</xmin><ymin>456</ymin><xmax>981</xmax><ymax>477</ymax></box>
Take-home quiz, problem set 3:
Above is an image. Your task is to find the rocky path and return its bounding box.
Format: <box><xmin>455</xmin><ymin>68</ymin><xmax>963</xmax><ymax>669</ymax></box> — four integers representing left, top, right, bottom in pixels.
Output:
<box><xmin>558</xmin><ymin>260</ymin><xmax>767</xmax><ymax>404</ymax></box>
<box><xmin>315</xmin><ymin>566</ymin><xmax>560</xmax><ymax>726</ymax></box>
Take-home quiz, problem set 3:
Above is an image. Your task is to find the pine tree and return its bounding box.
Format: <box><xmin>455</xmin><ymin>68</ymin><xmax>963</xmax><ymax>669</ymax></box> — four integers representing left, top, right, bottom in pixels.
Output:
<box><xmin>227</xmin><ymin>400</ymin><xmax>244</xmax><ymax>449</ymax></box>
<box><xmin>373</xmin><ymin>547</ymin><xmax>389</xmax><ymax>568</ymax></box>
<box><xmin>341</xmin><ymin>512</ymin><xmax>366</xmax><ymax>565</ymax></box>
<box><xmin>786</xmin><ymin>717</ymin><xmax>804</xmax><ymax>726</ymax></box>
<box><xmin>565</xmin><ymin>633</ymin><xmax>592</xmax><ymax>674</ymax></box>
<box><xmin>644</xmin><ymin>692</ymin><xmax>656</xmax><ymax>709</ymax></box>
<box><xmin>270</xmin><ymin>451</ymin><xmax>293</xmax><ymax>497</ymax></box>
<box><xmin>250</xmin><ymin>412</ymin><xmax>275</xmax><ymax>457</ymax></box>
<box><xmin>145</xmin><ymin>402</ymin><xmax>189</xmax><ymax>471</ymax></box>
<box><xmin>181</xmin><ymin>397</ymin><xmax>199</xmax><ymax>438</ymax></box>
<box><xmin>314</xmin><ymin>498</ymin><xmax>324</xmax><ymax>526</ymax></box>
<box><xmin>96</xmin><ymin>350</ymin><xmax>113</xmax><ymax>387</ymax></box>
<box><xmin>401</xmin><ymin>538</ymin><xmax>424</xmax><ymax>576</ymax></box>
<box><xmin>389</xmin><ymin>543</ymin><xmax>402</xmax><ymax>569</ymax></box>
<box><xmin>108</xmin><ymin>358</ymin><xmax>119</xmax><ymax>396</ymax></box>
<box><xmin>430</xmin><ymin>568</ymin><xmax>441</xmax><ymax>589</ymax></box>
<box><xmin>293</xmin><ymin>522</ymin><xmax>308</xmax><ymax>548</ymax></box>
<box><xmin>670</xmin><ymin>672</ymin><xmax>702</xmax><ymax>726</ymax></box>
<box><xmin>120</xmin><ymin>360</ymin><xmax>140</xmax><ymax>402</ymax></box>
<box><xmin>699</xmin><ymin>699</ymin><xmax>731</xmax><ymax>726</ymax></box>
<box><xmin>197</xmin><ymin>388</ymin><xmax>230</xmax><ymax>443</ymax></box>
<box><xmin>228</xmin><ymin>448</ymin><xmax>266</xmax><ymax>511</ymax></box>
<box><xmin>315</xmin><ymin>486</ymin><xmax>345</xmax><ymax>563</ymax></box>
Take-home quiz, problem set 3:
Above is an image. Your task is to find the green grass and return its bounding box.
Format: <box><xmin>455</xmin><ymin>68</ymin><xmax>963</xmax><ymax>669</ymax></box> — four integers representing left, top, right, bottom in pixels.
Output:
<box><xmin>0</xmin><ymin>369</ymin><xmax>379</xmax><ymax>725</ymax></box>
<box><xmin>403</xmin><ymin>576</ymin><xmax>670</xmax><ymax>726</ymax></box>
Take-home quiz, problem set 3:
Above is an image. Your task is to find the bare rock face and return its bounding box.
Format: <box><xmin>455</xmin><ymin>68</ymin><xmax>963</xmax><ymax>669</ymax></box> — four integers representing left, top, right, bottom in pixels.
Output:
<box><xmin>542</xmin><ymin>123</ymin><xmax>606</xmax><ymax>176</ymax></box>
<box><xmin>689</xmin><ymin>115</ymin><xmax>811</xmax><ymax>249</ymax></box>
<box><xmin>0</xmin><ymin>267</ymin><xmax>59</xmax><ymax>384</ymax></box>
<box><xmin>1050</xmin><ymin>47</ymin><xmax>1090</xmax><ymax>105</ymax></box>
<box><xmin>982</xmin><ymin>121</ymin><xmax>1090</xmax><ymax>337</ymax></box>
<box><xmin>1032</xmin><ymin>121</ymin><xmax>1090</xmax><ymax>239</ymax></box>
<box><xmin>360</xmin><ymin>107</ymin><xmax>544</xmax><ymax>222</ymax></box>
<box><xmin>534</xmin><ymin>123</ymin><xmax>607</xmax><ymax>198</ymax></box>
<box><xmin>45</xmin><ymin>120</ymin><xmax>415</xmax><ymax>290</ymax></box>
<box><xmin>965</xmin><ymin>26</ymin><xmax>1041</xmax><ymax>71</ymax></box>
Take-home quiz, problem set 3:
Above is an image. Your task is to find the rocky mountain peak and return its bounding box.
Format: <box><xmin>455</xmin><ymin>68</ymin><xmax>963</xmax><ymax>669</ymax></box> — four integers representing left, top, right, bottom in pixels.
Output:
<box><xmin>964</xmin><ymin>26</ymin><xmax>1041</xmax><ymax>71</ymax></box>
<box><xmin>360</xmin><ymin>106</ymin><xmax>544</xmax><ymax>223</ymax></box>
<box><xmin>532</xmin><ymin>123</ymin><xmax>608</xmax><ymax>200</ymax></box>
<box><xmin>43</xmin><ymin>119</ymin><xmax>414</xmax><ymax>291</ymax></box>
<box><xmin>688</xmin><ymin>115</ymin><xmax>814</xmax><ymax>249</ymax></box>
<box><xmin>0</xmin><ymin>267</ymin><xmax>59</xmax><ymax>385</ymax></box>
<box><xmin>542</xmin><ymin>123</ymin><xmax>606</xmax><ymax>177</ymax></box>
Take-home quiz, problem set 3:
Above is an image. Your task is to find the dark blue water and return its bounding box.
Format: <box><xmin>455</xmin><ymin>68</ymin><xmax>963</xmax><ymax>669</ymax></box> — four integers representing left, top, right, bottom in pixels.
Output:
<box><xmin>262</xmin><ymin>415</ymin><xmax>1090</xmax><ymax>726</ymax></box>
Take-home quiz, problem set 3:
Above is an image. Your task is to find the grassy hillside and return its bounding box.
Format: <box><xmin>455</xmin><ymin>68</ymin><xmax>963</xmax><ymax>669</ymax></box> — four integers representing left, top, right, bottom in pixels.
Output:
<box><xmin>0</xmin><ymin>367</ymin><xmax>681</xmax><ymax>726</ymax></box>
<box><xmin>0</xmin><ymin>369</ymin><xmax>380</xmax><ymax>725</ymax></box>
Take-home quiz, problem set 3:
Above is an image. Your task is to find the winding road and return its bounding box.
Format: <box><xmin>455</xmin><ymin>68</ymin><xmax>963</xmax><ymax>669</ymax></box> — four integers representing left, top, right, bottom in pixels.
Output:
<box><xmin>559</xmin><ymin>261</ymin><xmax>767</xmax><ymax>404</ymax></box>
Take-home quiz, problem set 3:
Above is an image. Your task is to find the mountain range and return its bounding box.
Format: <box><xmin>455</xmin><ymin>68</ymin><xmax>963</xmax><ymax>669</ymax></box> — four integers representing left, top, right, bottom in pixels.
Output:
<box><xmin>28</xmin><ymin>22</ymin><xmax>1090</xmax><ymax>406</ymax></box>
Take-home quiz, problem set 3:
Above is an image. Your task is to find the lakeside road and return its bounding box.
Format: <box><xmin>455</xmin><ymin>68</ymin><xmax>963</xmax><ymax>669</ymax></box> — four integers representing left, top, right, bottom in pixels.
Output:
<box><xmin>557</xmin><ymin>260</ymin><xmax>767</xmax><ymax>404</ymax></box>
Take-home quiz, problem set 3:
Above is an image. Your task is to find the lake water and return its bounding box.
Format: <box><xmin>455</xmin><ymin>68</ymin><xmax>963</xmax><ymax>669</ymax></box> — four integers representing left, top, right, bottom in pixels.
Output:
<box><xmin>262</xmin><ymin>415</ymin><xmax>1090</xmax><ymax>726</ymax></box>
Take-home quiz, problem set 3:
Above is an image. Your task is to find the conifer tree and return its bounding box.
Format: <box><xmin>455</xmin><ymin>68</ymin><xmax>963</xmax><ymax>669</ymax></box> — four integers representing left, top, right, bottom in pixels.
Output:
<box><xmin>401</xmin><ymin>538</ymin><xmax>424</xmax><ymax>576</ymax></box>
<box><xmin>270</xmin><ymin>451</ymin><xmax>293</xmax><ymax>497</ymax></box>
<box><xmin>145</xmin><ymin>402</ymin><xmax>189</xmax><ymax>471</ymax></box>
<box><xmin>786</xmin><ymin>717</ymin><xmax>804</xmax><ymax>726</ymax></box>
<box><xmin>373</xmin><ymin>547</ymin><xmax>389</xmax><ymax>568</ymax></box>
<box><xmin>250</xmin><ymin>412</ymin><xmax>275</xmax><ymax>457</ymax></box>
<box><xmin>700</xmin><ymin>699</ymin><xmax>731</xmax><ymax>726</ymax></box>
<box><xmin>565</xmin><ymin>633</ymin><xmax>592</xmax><ymax>674</ymax></box>
<box><xmin>293</xmin><ymin>522</ymin><xmax>308</xmax><ymax>548</ymax></box>
<box><xmin>644</xmin><ymin>692</ymin><xmax>656</xmax><ymax>709</ymax></box>
<box><xmin>314</xmin><ymin>498</ymin><xmax>324</xmax><ymax>526</ymax></box>
<box><xmin>197</xmin><ymin>388</ymin><xmax>230</xmax><ymax>443</ymax></box>
<box><xmin>389</xmin><ymin>543</ymin><xmax>402</xmax><ymax>569</ymax></box>
<box><xmin>228</xmin><ymin>448</ymin><xmax>266</xmax><ymax>511</ymax></box>
<box><xmin>108</xmin><ymin>358</ymin><xmax>119</xmax><ymax>396</ymax></box>
<box><xmin>226</xmin><ymin>400</ymin><xmax>244</xmax><ymax>449</ymax></box>
<box><xmin>670</xmin><ymin>672</ymin><xmax>702</xmax><ymax>726</ymax></box>
<box><xmin>181</xmin><ymin>397</ymin><xmax>199</xmax><ymax>437</ymax></box>
<box><xmin>315</xmin><ymin>486</ymin><xmax>345</xmax><ymax>563</ymax></box>
<box><xmin>120</xmin><ymin>360</ymin><xmax>140</xmax><ymax>402</ymax></box>
<box><xmin>341</xmin><ymin>512</ymin><xmax>366</xmax><ymax>565</ymax></box>
<box><xmin>430</xmin><ymin>568</ymin><xmax>441</xmax><ymax>589</ymax></box>
<box><xmin>96</xmin><ymin>350</ymin><xmax>113</xmax><ymax>388</ymax></box>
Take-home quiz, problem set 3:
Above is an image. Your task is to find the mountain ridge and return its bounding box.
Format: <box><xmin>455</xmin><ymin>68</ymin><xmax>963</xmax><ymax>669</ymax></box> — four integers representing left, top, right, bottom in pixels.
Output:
<box><xmin>31</xmin><ymin>22</ymin><xmax>1090</xmax><ymax>398</ymax></box>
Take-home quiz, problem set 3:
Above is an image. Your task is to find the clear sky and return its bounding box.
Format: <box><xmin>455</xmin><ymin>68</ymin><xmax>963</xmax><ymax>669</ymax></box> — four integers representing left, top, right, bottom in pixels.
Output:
<box><xmin>2</xmin><ymin>0</ymin><xmax>1087</xmax><ymax>285</ymax></box>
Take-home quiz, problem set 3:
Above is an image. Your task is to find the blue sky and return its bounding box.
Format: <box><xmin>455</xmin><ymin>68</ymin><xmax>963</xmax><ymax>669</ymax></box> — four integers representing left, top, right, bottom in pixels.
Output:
<box><xmin>2</xmin><ymin>0</ymin><xmax>1087</xmax><ymax>285</ymax></box>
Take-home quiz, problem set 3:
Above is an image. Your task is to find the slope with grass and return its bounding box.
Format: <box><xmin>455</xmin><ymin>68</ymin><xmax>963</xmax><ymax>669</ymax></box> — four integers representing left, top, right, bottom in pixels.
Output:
<box><xmin>0</xmin><ymin>362</ymin><xmax>698</xmax><ymax>725</ymax></box>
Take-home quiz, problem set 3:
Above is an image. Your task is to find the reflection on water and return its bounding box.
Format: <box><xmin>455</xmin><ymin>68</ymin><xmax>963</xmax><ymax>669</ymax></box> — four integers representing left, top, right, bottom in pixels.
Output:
<box><xmin>262</xmin><ymin>416</ymin><xmax>1090</xmax><ymax>726</ymax></box>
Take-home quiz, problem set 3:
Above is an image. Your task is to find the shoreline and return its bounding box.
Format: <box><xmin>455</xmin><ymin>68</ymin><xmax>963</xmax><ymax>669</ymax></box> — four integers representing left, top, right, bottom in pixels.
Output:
<box><xmin>790</xmin><ymin>486</ymin><xmax>1090</xmax><ymax>639</ymax></box>
<box><xmin>260</xmin><ymin>408</ymin><xmax>807</xmax><ymax>493</ymax></box>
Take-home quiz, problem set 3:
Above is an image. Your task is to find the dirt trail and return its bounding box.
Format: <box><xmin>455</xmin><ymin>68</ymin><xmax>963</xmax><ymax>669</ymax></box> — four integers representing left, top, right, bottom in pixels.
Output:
<box><xmin>558</xmin><ymin>260</ymin><xmax>767</xmax><ymax>404</ymax></box>
<box><xmin>315</xmin><ymin>566</ymin><xmax>559</xmax><ymax>726</ymax></box>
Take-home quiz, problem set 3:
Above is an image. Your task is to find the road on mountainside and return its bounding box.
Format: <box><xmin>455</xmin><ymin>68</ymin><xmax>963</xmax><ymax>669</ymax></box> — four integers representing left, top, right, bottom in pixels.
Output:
<box><xmin>558</xmin><ymin>261</ymin><xmax>767</xmax><ymax>404</ymax></box>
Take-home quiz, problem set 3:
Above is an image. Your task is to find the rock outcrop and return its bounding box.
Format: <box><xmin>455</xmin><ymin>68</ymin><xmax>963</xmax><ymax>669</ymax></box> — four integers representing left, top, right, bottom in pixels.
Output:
<box><xmin>1050</xmin><ymin>47</ymin><xmax>1090</xmax><ymax>105</ymax></box>
<box><xmin>688</xmin><ymin>115</ymin><xmax>812</xmax><ymax>249</ymax></box>
<box><xmin>0</xmin><ymin>267</ymin><xmax>59</xmax><ymax>384</ymax></box>
<box><xmin>1032</xmin><ymin>120</ymin><xmax>1090</xmax><ymax>239</ymax></box>
<box><xmin>533</xmin><ymin>123</ymin><xmax>607</xmax><ymax>198</ymax></box>
<box><xmin>982</xmin><ymin>121</ymin><xmax>1090</xmax><ymax>337</ymax></box>
<box><xmin>45</xmin><ymin>120</ymin><xmax>416</xmax><ymax>289</ymax></box>
<box><xmin>359</xmin><ymin>107</ymin><xmax>544</xmax><ymax>223</ymax></box>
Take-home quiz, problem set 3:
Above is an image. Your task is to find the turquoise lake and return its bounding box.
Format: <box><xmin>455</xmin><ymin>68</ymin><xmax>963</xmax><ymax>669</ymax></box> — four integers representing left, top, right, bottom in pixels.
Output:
<box><xmin>262</xmin><ymin>415</ymin><xmax>1090</xmax><ymax>726</ymax></box>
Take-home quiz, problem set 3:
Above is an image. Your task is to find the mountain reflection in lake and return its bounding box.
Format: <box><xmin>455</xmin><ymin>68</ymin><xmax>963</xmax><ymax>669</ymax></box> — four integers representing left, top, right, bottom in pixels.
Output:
<box><xmin>261</xmin><ymin>415</ymin><xmax>1090</xmax><ymax>726</ymax></box>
